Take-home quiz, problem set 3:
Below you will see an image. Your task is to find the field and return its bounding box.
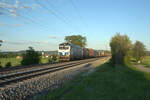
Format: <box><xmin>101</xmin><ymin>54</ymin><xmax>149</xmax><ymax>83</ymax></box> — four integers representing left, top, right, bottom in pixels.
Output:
<box><xmin>35</xmin><ymin>62</ymin><xmax>150</xmax><ymax>100</ymax></box>
<box><xmin>142</xmin><ymin>56</ymin><xmax>150</xmax><ymax>67</ymax></box>
<box><xmin>0</xmin><ymin>58</ymin><xmax>50</xmax><ymax>67</ymax></box>
<box><xmin>0</xmin><ymin>58</ymin><xmax>22</xmax><ymax>67</ymax></box>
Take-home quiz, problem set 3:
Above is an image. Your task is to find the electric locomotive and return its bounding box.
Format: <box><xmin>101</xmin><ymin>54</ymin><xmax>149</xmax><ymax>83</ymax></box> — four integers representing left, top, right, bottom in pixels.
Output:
<box><xmin>58</xmin><ymin>43</ymin><xmax>83</xmax><ymax>61</ymax></box>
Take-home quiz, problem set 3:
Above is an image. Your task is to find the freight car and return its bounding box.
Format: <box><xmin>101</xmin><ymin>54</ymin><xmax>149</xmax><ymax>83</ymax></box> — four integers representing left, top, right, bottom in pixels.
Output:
<box><xmin>83</xmin><ymin>48</ymin><xmax>89</xmax><ymax>58</ymax></box>
<box><xmin>58</xmin><ymin>43</ymin><xmax>83</xmax><ymax>61</ymax></box>
<box><xmin>88</xmin><ymin>48</ymin><xmax>95</xmax><ymax>58</ymax></box>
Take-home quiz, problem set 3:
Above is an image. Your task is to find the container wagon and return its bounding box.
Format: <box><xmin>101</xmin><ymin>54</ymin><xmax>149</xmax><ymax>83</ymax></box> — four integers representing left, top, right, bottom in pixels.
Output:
<box><xmin>88</xmin><ymin>48</ymin><xmax>94</xmax><ymax>58</ymax></box>
<box><xmin>83</xmin><ymin>48</ymin><xmax>89</xmax><ymax>58</ymax></box>
<box><xmin>98</xmin><ymin>50</ymin><xmax>101</xmax><ymax>57</ymax></box>
<box><xmin>94</xmin><ymin>50</ymin><xmax>99</xmax><ymax>57</ymax></box>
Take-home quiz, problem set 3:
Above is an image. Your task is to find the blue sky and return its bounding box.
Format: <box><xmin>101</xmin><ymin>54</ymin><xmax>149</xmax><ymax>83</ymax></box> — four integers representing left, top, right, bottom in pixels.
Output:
<box><xmin>0</xmin><ymin>0</ymin><xmax>150</xmax><ymax>51</ymax></box>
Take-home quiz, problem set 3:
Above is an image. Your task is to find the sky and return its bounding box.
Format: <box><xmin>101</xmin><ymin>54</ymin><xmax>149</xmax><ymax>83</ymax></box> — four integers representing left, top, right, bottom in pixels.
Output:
<box><xmin>0</xmin><ymin>0</ymin><xmax>150</xmax><ymax>51</ymax></box>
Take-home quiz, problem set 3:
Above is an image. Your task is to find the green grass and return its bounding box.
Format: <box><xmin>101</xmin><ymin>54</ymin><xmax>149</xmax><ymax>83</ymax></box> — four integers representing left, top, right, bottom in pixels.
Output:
<box><xmin>142</xmin><ymin>56</ymin><xmax>150</xmax><ymax>67</ymax></box>
<box><xmin>0</xmin><ymin>57</ymin><xmax>51</xmax><ymax>67</ymax></box>
<box><xmin>40</xmin><ymin>58</ymin><xmax>49</xmax><ymax>64</ymax></box>
<box><xmin>0</xmin><ymin>58</ymin><xmax>22</xmax><ymax>67</ymax></box>
<box><xmin>35</xmin><ymin>62</ymin><xmax>150</xmax><ymax>100</ymax></box>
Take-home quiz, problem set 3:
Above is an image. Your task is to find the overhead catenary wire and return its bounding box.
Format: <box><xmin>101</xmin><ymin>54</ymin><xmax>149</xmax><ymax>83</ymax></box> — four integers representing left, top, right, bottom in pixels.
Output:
<box><xmin>1</xmin><ymin>5</ymin><xmax>52</xmax><ymax>32</ymax></box>
<box><xmin>34</xmin><ymin>0</ymin><xmax>81</xmax><ymax>32</ymax></box>
<box><xmin>1</xmin><ymin>0</ymin><xmax>83</xmax><ymax>32</ymax></box>
<box><xmin>19</xmin><ymin>7</ymin><xmax>54</xmax><ymax>31</ymax></box>
<box><xmin>0</xmin><ymin>0</ymin><xmax>52</xmax><ymax>31</ymax></box>
<box><xmin>70</xmin><ymin>0</ymin><xmax>88</xmax><ymax>33</ymax></box>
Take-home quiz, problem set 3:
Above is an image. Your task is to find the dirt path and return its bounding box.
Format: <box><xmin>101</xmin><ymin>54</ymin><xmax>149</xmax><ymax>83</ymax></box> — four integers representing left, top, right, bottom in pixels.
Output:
<box><xmin>135</xmin><ymin>65</ymin><xmax>150</xmax><ymax>73</ymax></box>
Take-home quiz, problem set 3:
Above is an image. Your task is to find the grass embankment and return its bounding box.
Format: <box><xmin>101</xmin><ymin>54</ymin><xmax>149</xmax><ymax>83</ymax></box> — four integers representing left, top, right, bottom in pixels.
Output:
<box><xmin>35</xmin><ymin>62</ymin><xmax>150</xmax><ymax>100</ymax></box>
<box><xmin>142</xmin><ymin>56</ymin><xmax>150</xmax><ymax>67</ymax></box>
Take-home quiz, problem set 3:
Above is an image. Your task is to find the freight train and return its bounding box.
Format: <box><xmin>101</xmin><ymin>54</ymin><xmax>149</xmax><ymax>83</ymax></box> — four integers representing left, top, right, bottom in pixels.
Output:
<box><xmin>58</xmin><ymin>42</ymin><xmax>109</xmax><ymax>61</ymax></box>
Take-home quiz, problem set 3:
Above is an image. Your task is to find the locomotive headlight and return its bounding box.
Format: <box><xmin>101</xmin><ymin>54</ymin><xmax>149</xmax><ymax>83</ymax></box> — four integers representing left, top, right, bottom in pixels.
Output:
<box><xmin>65</xmin><ymin>52</ymin><xmax>69</xmax><ymax>55</ymax></box>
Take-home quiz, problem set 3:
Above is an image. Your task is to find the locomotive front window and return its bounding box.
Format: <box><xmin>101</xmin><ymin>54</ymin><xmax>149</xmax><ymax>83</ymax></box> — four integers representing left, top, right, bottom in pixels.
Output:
<box><xmin>59</xmin><ymin>46</ymin><xmax>69</xmax><ymax>50</ymax></box>
<box><xmin>59</xmin><ymin>47</ymin><xmax>63</xmax><ymax>50</ymax></box>
<box><xmin>65</xmin><ymin>47</ymin><xmax>69</xmax><ymax>50</ymax></box>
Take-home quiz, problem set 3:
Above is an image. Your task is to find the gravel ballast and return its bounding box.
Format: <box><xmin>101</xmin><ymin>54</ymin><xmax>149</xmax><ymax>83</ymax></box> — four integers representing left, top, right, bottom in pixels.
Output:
<box><xmin>0</xmin><ymin>57</ymin><xmax>109</xmax><ymax>100</ymax></box>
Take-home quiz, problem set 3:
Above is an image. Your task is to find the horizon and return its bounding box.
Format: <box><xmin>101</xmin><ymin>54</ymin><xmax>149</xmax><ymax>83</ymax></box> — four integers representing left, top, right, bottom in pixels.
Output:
<box><xmin>0</xmin><ymin>0</ymin><xmax>150</xmax><ymax>51</ymax></box>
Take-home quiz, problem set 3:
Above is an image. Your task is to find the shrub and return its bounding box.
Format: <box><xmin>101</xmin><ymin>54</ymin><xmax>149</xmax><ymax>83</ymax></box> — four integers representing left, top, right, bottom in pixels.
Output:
<box><xmin>5</xmin><ymin>62</ymin><xmax>12</xmax><ymax>68</ymax></box>
<box><xmin>110</xmin><ymin>33</ymin><xmax>132</xmax><ymax>65</ymax></box>
<box><xmin>0</xmin><ymin>62</ymin><xmax>2</xmax><ymax>68</ymax></box>
<box><xmin>21</xmin><ymin>47</ymin><xmax>41</xmax><ymax>65</ymax></box>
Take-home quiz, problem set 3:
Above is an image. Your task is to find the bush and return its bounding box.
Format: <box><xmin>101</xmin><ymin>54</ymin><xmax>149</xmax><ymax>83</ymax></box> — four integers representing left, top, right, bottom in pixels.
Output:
<box><xmin>48</xmin><ymin>55</ymin><xmax>58</xmax><ymax>63</ymax></box>
<box><xmin>110</xmin><ymin>33</ymin><xmax>132</xmax><ymax>65</ymax></box>
<box><xmin>48</xmin><ymin>59</ymin><xmax>53</xmax><ymax>63</ymax></box>
<box><xmin>132</xmin><ymin>41</ymin><xmax>147</xmax><ymax>63</ymax></box>
<box><xmin>5</xmin><ymin>62</ymin><xmax>12</xmax><ymax>68</ymax></box>
<box><xmin>0</xmin><ymin>62</ymin><xmax>2</xmax><ymax>68</ymax></box>
<box><xmin>21</xmin><ymin>47</ymin><xmax>41</xmax><ymax>65</ymax></box>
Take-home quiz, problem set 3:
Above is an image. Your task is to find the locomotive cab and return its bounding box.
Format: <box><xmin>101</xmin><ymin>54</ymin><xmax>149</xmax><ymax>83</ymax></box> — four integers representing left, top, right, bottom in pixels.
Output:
<box><xmin>58</xmin><ymin>43</ymin><xmax>71</xmax><ymax>61</ymax></box>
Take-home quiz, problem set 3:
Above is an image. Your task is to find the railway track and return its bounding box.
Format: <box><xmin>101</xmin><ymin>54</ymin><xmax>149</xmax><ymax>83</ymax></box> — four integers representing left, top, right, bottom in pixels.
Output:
<box><xmin>0</xmin><ymin>58</ymin><xmax>97</xmax><ymax>75</ymax></box>
<box><xmin>0</xmin><ymin>58</ymin><xmax>101</xmax><ymax>87</ymax></box>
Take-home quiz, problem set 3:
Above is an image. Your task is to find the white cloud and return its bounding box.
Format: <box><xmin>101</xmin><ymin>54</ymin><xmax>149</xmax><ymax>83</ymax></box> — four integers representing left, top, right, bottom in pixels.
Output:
<box><xmin>31</xmin><ymin>4</ymin><xmax>40</xmax><ymax>10</ymax></box>
<box><xmin>2</xmin><ymin>40</ymin><xmax>53</xmax><ymax>45</ymax></box>
<box><xmin>48</xmin><ymin>36</ymin><xmax>60</xmax><ymax>39</ymax></box>
<box><xmin>13</xmin><ymin>24</ymin><xmax>21</xmax><ymax>27</ymax></box>
<box><xmin>0</xmin><ymin>22</ymin><xmax>8</xmax><ymax>26</ymax></box>
<box><xmin>0</xmin><ymin>2</ymin><xmax>6</xmax><ymax>8</ymax></box>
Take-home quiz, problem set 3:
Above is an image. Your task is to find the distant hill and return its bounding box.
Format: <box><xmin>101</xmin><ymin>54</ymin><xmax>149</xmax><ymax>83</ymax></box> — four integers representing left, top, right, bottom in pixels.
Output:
<box><xmin>1</xmin><ymin>50</ymin><xmax>58</xmax><ymax>56</ymax></box>
<box><xmin>39</xmin><ymin>51</ymin><xmax>58</xmax><ymax>55</ymax></box>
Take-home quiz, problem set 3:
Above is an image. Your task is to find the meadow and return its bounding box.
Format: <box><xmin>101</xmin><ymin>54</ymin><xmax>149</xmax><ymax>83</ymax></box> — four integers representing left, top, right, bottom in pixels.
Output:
<box><xmin>0</xmin><ymin>57</ymin><xmax>50</xmax><ymax>67</ymax></box>
<box><xmin>142</xmin><ymin>56</ymin><xmax>150</xmax><ymax>67</ymax></box>
<box><xmin>35</xmin><ymin>61</ymin><xmax>150</xmax><ymax>100</ymax></box>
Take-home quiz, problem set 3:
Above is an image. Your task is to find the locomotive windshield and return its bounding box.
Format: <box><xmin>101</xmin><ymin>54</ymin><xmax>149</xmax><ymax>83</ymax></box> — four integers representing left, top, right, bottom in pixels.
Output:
<box><xmin>59</xmin><ymin>46</ymin><xmax>69</xmax><ymax>50</ymax></box>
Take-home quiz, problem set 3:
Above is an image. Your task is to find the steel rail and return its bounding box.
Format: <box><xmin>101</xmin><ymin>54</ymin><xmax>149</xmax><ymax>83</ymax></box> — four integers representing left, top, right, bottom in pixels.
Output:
<box><xmin>0</xmin><ymin>58</ymin><xmax>101</xmax><ymax>87</ymax></box>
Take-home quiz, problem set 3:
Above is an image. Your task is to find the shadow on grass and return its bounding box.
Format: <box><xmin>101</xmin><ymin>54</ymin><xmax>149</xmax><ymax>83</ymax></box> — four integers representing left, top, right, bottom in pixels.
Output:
<box><xmin>35</xmin><ymin>62</ymin><xmax>150</xmax><ymax>100</ymax></box>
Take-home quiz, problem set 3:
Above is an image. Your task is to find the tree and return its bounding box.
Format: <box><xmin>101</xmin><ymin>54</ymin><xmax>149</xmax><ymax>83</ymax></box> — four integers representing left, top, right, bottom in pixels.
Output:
<box><xmin>110</xmin><ymin>33</ymin><xmax>132</xmax><ymax>65</ymax></box>
<box><xmin>0</xmin><ymin>40</ymin><xmax>3</xmax><ymax>67</ymax></box>
<box><xmin>5</xmin><ymin>62</ymin><xmax>12</xmax><ymax>68</ymax></box>
<box><xmin>65</xmin><ymin>35</ymin><xmax>87</xmax><ymax>47</ymax></box>
<box><xmin>132</xmin><ymin>41</ymin><xmax>147</xmax><ymax>63</ymax></box>
<box><xmin>0</xmin><ymin>40</ymin><xmax>2</xmax><ymax>47</ymax></box>
<box><xmin>21</xmin><ymin>47</ymin><xmax>41</xmax><ymax>65</ymax></box>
